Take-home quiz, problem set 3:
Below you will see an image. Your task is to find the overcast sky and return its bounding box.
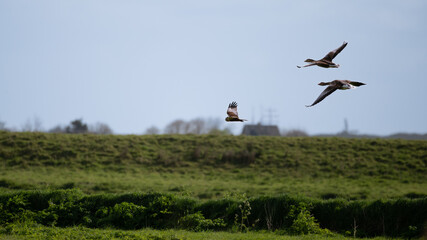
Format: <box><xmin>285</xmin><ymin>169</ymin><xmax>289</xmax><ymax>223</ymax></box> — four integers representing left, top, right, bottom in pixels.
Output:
<box><xmin>1</xmin><ymin>0</ymin><xmax>426</xmax><ymax>135</ymax></box>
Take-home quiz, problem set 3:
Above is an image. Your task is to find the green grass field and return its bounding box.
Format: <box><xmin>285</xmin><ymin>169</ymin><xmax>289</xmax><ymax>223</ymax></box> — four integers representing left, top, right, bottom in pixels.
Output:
<box><xmin>1</xmin><ymin>131</ymin><xmax>426</xmax><ymax>200</ymax></box>
<box><xmin>2</xmin><ymin>167</ymin><xmax>427</xmax><ymax>200</ymax></box>
<box><xmin>0</xmin><ymin>131</ymin><xmax>426</xmax><ymax>239</ymax></box>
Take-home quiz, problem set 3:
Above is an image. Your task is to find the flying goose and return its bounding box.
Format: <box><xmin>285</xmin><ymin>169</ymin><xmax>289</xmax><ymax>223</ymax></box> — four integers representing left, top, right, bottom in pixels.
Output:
<box><xmin>306</xmin><ymin>80</ymin><xmax>366</xmax><ymax>107</ymax></box>
<box><xmin>225</xmin><ymin>101</ymin><xmax>247</xmax><ymax>122</ymax></box>
<box><xmin>297</xmin><ymin>41</ymin><xmax>348</xmax><ymax>68</ymax></box>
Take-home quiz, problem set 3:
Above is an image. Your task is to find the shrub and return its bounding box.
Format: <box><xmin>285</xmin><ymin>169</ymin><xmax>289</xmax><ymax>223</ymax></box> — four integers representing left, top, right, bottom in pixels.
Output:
<box><xmin>178</xmin><ymin>212</ymin><xmax>226</xmax><ymax>231</ymax></box>
<box><xmin>195</xmin><ymin>198</ymin><xmax>236</xmax><ymax>225</ymax></box>
<box><xmin>234</xmin><ymin>195</ymin><xmax>254</xmax><ymax>232</ymax></box>
<box><xmin>248</xmin><ymin>194</ymin><xmax>303</xmax><ymax>230</ymax></box>
<box><xmin>95</xmin><ymin>202</ymin><xmax>146</xmax><ymax>229</ymax></box>
<box><xmin>36</xmin><ymin>199</ymin><xmax>89</xmax><ymax>227</ymax></box>
<box><xmin>287</xmin><ymin>204</ymin><xmax>330</xmax><ymax>235</ymax></box>
<box><xmin>0</xmin><ymin>195</ymin><xmax>35</xmax><ymax>225</ymax></box>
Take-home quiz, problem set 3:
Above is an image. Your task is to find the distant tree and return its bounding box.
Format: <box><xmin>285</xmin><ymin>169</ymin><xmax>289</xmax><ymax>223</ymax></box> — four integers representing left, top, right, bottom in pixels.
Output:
<box><xmin>21</xmin><ymin>116</ymin><xmax>43</xmax><ymax>132</ymax></box>
<box><xmin>164</xmin><ymin>118</ymin><xmax>229</xmax><ymax>135</ymax></box>
<box><xmin>65</xmin><ymin>119</ymin><xmax>88</xmax><ymax>134</ymax></box>
<box><xmin>164</xmin><ymin>119</ymin><xmax>186</xmax><ymax>134</ymax></box>
<box><xmin>186</xmin><ymin>118</ymin><xmax>205</xmax><ymax>134</ymax></box>
<box><xmin>282</xmin><ymin>129</ymin><xmax>309</xmax><ymax>137</ymax></box>
<box><xmin>0</xmin><ymin>121</ymin><xmax>9</xmax><ymax>131</ymax></box>
<box><xmin>145</xmin><ymin>126</ymin><xmax>160</xmax><ymax>135</ymax></box>
<box><xmin>89</xmin><ymin>122</ymin><xmax>113</xmax><ymax>134</ymax></box>
<box><xmin>49</xmin><ymin>125</ymin><xmax>65</xmax><ymax>133</ymax></box>
<box><xmin>21</xmin><ymin>121</ymin><xmax>32</xmax><ymax>132</ymax></box>
<box><xmin>205</xmin><ymin>118</ymin><xmax>222</xmax><ymax>133</ymax></box>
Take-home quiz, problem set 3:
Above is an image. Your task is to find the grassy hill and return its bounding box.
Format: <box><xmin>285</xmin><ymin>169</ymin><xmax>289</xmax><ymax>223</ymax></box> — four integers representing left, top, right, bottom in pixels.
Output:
<box><xmin>1</xmin><ymin>131</ymin><xmax>426</xmax><ymax>200</ymax></box>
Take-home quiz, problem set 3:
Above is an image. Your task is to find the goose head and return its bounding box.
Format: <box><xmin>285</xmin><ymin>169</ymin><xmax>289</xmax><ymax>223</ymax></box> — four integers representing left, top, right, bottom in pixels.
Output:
<box><xmin>318</xmin><ymin>82</ymin><xmax>331</xmax><ymax>86</ymax></box>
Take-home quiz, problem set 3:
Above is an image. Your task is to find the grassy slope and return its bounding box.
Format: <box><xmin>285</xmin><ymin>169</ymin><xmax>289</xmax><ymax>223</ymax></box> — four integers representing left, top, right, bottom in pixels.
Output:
<box><xmin>0</xmin><ymin>131</ymin><xmax>426</xmax><ymax>200</ymax></box>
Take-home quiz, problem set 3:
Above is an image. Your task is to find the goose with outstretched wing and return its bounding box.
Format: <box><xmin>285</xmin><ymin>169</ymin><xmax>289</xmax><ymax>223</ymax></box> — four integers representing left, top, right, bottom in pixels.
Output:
<box><xmin>297</xmin><ymin>41</ymin><xmax>348</xmax><ymax>68</ymax></box>
<box><xmin>306</xmin><ymin>80</ymin><xmax>366</xmax><ymax>107</ymax></box>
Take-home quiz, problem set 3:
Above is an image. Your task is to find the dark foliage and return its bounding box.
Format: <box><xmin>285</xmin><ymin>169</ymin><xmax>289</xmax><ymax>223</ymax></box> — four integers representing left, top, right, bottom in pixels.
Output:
<box><xmin>3</xmin><ymin>190</ymin><xmax>425</xmax><ymax>238</ymax></box>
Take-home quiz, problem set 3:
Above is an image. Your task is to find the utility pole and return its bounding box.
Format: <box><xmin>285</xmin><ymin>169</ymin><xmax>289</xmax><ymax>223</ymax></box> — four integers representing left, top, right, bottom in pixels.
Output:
<box><xmin>344</xmin><ymin>118</ymin><xmax>349</xmax><ymax>134</ymax></box>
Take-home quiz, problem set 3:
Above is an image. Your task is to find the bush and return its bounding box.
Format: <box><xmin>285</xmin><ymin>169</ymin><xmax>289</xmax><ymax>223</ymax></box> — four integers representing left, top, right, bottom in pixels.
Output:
<box><xmin>247</xmin><ymin>194</ymin><xmax>303</xmax><ymax>230</ymax></box>
<box><xmin>178</xmin><ymin>212</ymin><xmax>226</xmax><ymax>231</ymax></box>
<box><xmin>287</xmin><ymin>204</ymin><xmax>330</xmax><ymax>235</ymax></box>
<box><xmin>36</xmin><ymin>199</ymin><xmax>90</xmax><ymax>227</ymax></box>
<box><xmin>0</xmin><ymin>195</ymin><xmax>35</xmax><ymax>225</ymax></box>
<box><xmin>195</xmin><ymin>198</ymin><xmax>236</xmax><ymax>225</ymax></box>
<box><xmin>95</xmin><ymin>202</ymin><xmax>146</xmax><ymax>229</ymax></box>
<box><xmin>86</xmin><ymin>193</ymin><xmax>195</xmax><ymax>229</ymax></box>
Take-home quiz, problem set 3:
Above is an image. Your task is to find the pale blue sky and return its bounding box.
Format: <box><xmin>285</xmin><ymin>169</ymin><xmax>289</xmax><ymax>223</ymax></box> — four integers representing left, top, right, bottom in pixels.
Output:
<box><xmin>1</xmin><ymin>0</ymin><xmax>426</xmax><ymax>135</ymax></box>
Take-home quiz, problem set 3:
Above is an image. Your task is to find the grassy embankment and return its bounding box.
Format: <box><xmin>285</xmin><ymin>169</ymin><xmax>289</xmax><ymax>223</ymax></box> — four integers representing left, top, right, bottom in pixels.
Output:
<box><xmin>1</xmin><ymin>131</ymin><xmax>426</xmax><ymax>200</ymax></box>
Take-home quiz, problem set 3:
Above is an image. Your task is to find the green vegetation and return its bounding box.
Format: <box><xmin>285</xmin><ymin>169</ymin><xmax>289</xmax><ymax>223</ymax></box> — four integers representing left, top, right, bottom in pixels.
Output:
<box><xmin>0</xmin><ymin>131</ymin><xmax>426</xmax><ymax>238</ymax></box>
<box><xmin>1</xmin><ymin>131</ymin><xmax>426</xmax><ymax>200</ymax></box>
<box><xmin>0</xmin><ymin>190</ymin><xmax>425</xmax><ymax>238</ymax></box>
<box><xmin>0</xmin><ymin>223</ymin><xmax>393</xmax><ymax>240</ymax></box>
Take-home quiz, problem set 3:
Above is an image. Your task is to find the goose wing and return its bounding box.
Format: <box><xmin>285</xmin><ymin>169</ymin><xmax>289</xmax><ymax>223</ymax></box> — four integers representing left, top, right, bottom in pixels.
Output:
<box><xmin>306</xmin><ymin>86</ymin><xmax>338</xmax><ymax>107</ymax></box>
<box><xmin>322</xmin><ymin>41</ymin><xmax>348</xmax><ymax>62</ymax></box>
<box><xmin>227</xmin><ymin>101</ymin><xmax>239</xmax><ymax>118</ymax></box>
<box><xmin>348</xmin><ymin>81</ymin><xmax>366</xmax><ymax>87</ymax></box>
